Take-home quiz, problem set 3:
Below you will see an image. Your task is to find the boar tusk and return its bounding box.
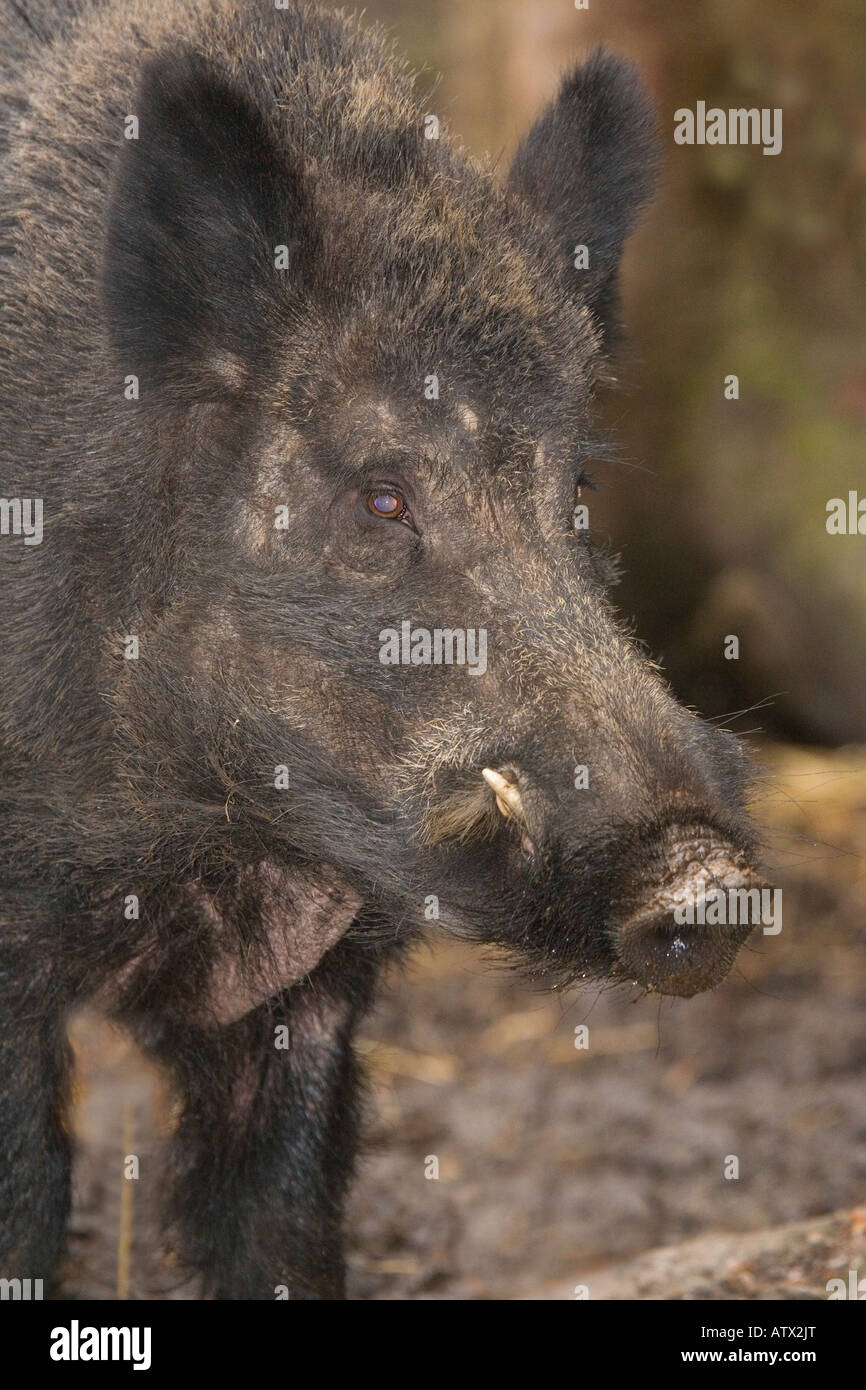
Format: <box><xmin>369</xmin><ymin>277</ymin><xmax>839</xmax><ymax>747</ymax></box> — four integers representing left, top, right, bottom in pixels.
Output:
<box><xmin>481</xmin><ymin>768</ymin><xmax>524</xmax><ymax>821</ymax></box>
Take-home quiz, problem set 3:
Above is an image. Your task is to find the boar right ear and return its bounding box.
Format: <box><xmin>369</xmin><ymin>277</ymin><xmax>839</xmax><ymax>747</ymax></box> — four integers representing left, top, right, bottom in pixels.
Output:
<box><xmin>104</xmin><ymin>50</ymin><xmax>307</xmax><ymax>395</ymax></box>
<box><xmin>507</xmin><ymin>48</ymin><xmax>659</xmax><ymax>349</ymax></box>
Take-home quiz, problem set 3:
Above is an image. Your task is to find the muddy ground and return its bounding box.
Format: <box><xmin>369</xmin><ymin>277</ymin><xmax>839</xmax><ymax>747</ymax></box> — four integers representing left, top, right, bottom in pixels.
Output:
<box><xmin>63</xmin><ymin>743</ymin><xmax>866</xmax><ymax>1300</ymax></box>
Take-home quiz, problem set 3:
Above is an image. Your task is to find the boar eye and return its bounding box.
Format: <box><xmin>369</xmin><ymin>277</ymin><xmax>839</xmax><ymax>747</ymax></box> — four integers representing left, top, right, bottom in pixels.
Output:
<box><xmin>365</xmin><ymin>488</ymin><xmax>412</xmax><ymax>525</ymax></box>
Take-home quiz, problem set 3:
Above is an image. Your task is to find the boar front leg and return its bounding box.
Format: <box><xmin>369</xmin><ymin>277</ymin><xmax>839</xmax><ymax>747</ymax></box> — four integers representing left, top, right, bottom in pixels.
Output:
<box><xmin>159</xmin><ymin>948</ymin><xmax>377</xmax><ymax>1300</ymax></box>
<box><xmin>0</xmin><ymin>958</ymin><xmax>72</xmax><ymax>1291</ymax></box>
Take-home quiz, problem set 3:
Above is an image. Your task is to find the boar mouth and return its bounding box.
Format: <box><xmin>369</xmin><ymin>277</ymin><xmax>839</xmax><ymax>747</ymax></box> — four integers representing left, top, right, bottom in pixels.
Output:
<box><xmin>419</xmin><ymin>765</ymin><xmax>537</xmax><ymax>857</ymax></box>
<box><xmin>481</xmin><ymin>767</ymin><xmax>537</xmax><ymax>857</ymax></box>
<box><xmin>418</xmin><ymin>770</ymin><xmax>764</xmax><ymax>999</ymax></box>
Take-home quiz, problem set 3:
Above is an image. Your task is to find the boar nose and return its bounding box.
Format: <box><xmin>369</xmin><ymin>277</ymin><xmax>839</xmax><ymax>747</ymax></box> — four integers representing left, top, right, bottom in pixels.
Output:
<box><xmin>610</xmin><ymin>827</ymin><xmax>765</xmax><ymax>997</ymax></box>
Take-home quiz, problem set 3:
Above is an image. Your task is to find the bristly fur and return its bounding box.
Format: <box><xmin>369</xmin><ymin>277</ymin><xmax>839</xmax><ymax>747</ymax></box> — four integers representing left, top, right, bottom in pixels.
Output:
<box><xmin>0</xmin><ymin>0</ymin><xmax>756</xmax><ymax>1299</ymax></box>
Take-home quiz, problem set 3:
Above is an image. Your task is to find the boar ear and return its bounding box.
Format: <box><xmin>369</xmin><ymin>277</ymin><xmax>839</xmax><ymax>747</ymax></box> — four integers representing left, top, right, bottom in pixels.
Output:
<box><xmin>208</xmin><ymin>864</ymin><xmax>362</xmax><ymax>1026</ymax></box>
<box><xmin>104</xmin><ymin>50</ymin><xmax>306</xmax><ymax>395</ymax></box>
<box><xmin>507</xmin><ymin>48</ymin><xmax>659</xmax><ymax>348</ymax></box>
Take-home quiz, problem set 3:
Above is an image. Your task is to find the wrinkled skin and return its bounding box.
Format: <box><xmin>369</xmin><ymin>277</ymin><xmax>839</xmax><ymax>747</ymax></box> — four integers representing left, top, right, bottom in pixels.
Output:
<box><xmin>0</xmin><ymin>0</ymin><xmax>764</xmax><ymax>1298</ymax></box>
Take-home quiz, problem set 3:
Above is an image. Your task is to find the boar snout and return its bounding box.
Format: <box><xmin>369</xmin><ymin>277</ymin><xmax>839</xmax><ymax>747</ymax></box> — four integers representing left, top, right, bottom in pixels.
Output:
<box><xmin>470</xmin><ymin>759</ymin><xmax>764</xmax><ymax>998</ymax></box>
<box><xmin>610</xmin><ymin>826</ymin><xmax>764</xmax><ymax>997</ymax></box>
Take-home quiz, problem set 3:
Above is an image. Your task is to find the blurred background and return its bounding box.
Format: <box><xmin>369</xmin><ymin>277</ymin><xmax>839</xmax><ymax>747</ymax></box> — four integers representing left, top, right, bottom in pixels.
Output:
<box><xmin>67</xmin><ymin>0</ymin><xmax>866</xmax><ymax>1299</ymax></box>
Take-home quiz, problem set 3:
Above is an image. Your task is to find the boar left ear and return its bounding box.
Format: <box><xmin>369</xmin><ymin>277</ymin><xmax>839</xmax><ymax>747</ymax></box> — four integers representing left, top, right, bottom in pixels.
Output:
<box><xmin>207</xmin><ymin>863</ymin><xmax>362</xmax><ymax>1026</ymax></box>
<box><xmin>104</xmin><ymin>49</ymin><xmax>309</xmax><ymax>395</ymax></box>
<box><xmin>507</xmin><ymin>48</ymin><xmax>659</xmax><ymax>348</ymax></box>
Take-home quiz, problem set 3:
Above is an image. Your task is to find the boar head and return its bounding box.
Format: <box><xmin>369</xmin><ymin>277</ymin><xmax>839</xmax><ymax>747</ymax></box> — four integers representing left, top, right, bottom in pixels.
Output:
<box><xmin>104</xmin><ymin>40</ymin><xmax>763</xmax><ymax>1008</ymax></box>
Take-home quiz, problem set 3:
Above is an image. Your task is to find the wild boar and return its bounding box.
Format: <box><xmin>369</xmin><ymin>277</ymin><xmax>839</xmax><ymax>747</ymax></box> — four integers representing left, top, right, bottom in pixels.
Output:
<box><xmin>0</xmin><ymin>0</ymin><xmax>764</xmax><ymax>1298</ymax></box>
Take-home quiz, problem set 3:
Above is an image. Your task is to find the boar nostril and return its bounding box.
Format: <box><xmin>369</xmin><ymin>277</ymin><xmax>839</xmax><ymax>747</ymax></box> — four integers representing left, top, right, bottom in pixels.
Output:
<box><xmin>611</xmin><ymin>830</ymin><xmax>765</xmax><ymax>997</ymax></box>
<box><xmin>616</xmin><ymin>910</ymin><xmax>754</xmax><ymax>998</ymax></box>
